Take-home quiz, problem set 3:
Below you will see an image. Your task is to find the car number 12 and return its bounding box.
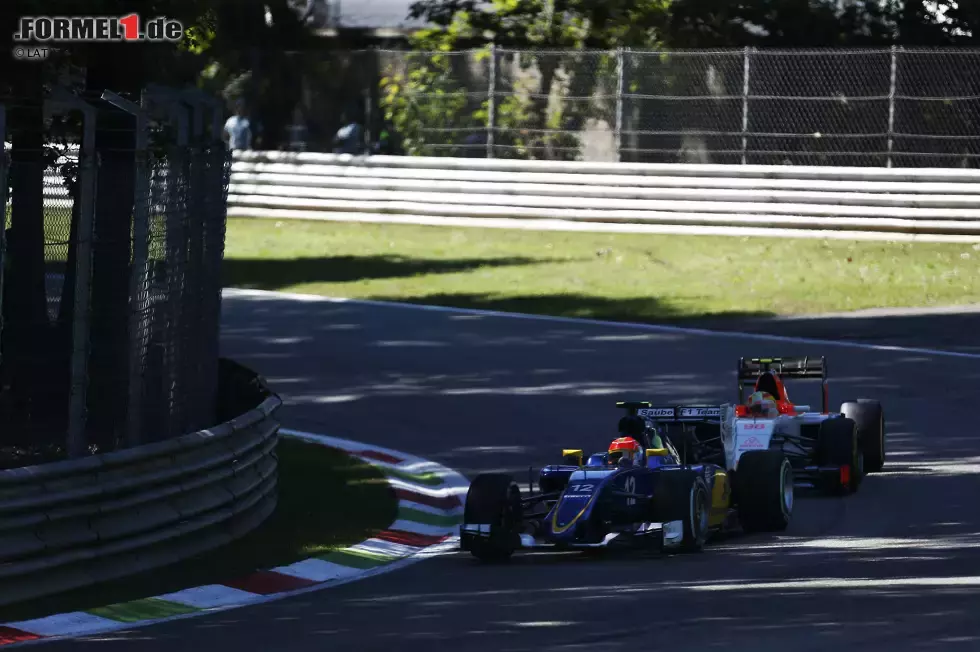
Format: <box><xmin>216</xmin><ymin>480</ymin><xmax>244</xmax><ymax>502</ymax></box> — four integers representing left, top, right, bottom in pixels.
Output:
<box><xmin>568</xmin><ymin>483</ymin><xmax>595</xmax><ymax>494</ymax></box>
<box><xmin>624</xmin><ymin>476</ymin><xmax>636</xmax><ymax>506</ymax></box>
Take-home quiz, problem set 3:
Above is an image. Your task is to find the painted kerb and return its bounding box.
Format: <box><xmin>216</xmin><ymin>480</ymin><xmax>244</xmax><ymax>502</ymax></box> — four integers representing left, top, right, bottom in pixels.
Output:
<box><xmin>0</xmin><ymin>362</ymin><xmax>282</xmax><ymax>608</ymax></box>
<box><xmin>226</xmin><ymin>151</ymin><xmax>980</xmax><ymax>240</ymax></box>
<box><xmin>0</xmin><ymin>430</ymin><xmax>467</xmax><ymax>647</ymax></box>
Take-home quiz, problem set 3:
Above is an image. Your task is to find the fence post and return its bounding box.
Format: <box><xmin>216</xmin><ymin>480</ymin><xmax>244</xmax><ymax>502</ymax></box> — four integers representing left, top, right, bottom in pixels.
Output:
<box><xmin>46</xmin><ymin>89</ymin><xmax>98</xmax><ymax>459</ymax></box>
<box><xmin>101</xmin><ymin>90</ymin><xmax>151</xmax><ymax>448</ymax></box>
<box><xmin>0</xmin><ymin>105</ymin><xmax>7</xmax><ymax>373</ymax></box>
<box><xmin>887</xmin><ymin>45</ymin><xmax>898</xmax><ymax>169</ymax></box>
<box><xmin>178</xmin><ymin>88</ymin><xmax>219</xmax><ymax>432</ymax></box>
<box><xmin>615</xmin><ymin>47</ymin><xmax>625</xmax><ymax>163</ymax></box>
<box><xmin>741</xmin><ymin>46</ymin><xmax>752</xmax><ymax>165</ymax></box>
<box><xmin>487</xmin><ymin>45</ymin><xmax>497</xmax><ymax>159</ymax></box>
<box><xmin>182</xmin><ymin>89</ymin><xmax>224</xmax><ymax>432</ymax></box>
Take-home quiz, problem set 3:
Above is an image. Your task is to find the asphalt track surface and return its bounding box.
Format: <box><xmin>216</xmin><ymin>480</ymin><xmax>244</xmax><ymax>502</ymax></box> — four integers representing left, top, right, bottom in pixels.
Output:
<box><xmin>41</xmin><ymin>293</ymin><xmax>980</xmax><ymax>651</ymax></box>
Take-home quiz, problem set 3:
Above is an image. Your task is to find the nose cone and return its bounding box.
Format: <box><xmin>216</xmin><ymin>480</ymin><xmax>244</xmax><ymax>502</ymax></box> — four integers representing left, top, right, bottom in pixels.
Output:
<box><xmin>547</xmin><ymin>491</ymin><xmax>594</xmax><ymax>542</ymax></box>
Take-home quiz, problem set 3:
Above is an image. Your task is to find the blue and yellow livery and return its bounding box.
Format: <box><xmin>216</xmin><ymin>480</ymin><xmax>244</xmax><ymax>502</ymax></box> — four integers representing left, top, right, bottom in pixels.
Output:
<box><xmin>460</xmin><ymin>401</ymin><xmax>792</xmax><ymax>561</ymax></box>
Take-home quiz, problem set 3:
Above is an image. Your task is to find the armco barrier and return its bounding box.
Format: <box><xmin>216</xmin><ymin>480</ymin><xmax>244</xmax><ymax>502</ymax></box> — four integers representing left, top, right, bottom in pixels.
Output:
<box><xmin>226</xmin><ymin>151</ymin><xmax>980</xmax><ymax>238</ymax></box>
<box><xmin>0</xmin><ymin>359</ymin><xmax>281</xmax><ymax>608</ymax></box>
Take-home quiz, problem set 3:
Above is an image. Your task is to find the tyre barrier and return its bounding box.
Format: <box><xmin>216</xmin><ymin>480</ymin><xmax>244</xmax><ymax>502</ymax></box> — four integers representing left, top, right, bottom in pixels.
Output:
<box><xmin>0</xmin><ymin>360</ymin><xmax>281</xmax><ymax>608</ymax></box>
<box><xmin>226</xmin><ymin>151</ymin><xmax>980</xmax><ymax>239</ymax></box>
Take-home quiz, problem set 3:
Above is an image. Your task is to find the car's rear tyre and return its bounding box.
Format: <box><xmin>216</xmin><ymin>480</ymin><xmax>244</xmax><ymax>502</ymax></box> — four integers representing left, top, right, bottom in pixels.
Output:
<box><xmin>461</xmin><ymin>473</ymin><xmax>522</xmax><ymax>562</ymax></box>
<box><xmin>735</xmin><ymin>450</ymin><xmax>793</xmax><ymax>533</ymax></box>
<box><xmin>841</xmin><ymin>399</ymin><xmax>885</xmax><ymax>473</ymax></box>
<box><xmin>816</xmin><ymin>417</ymin><xmax>862</xmax><ymax>494</ymax></box>
<box><xmin>652</xmin><ymin>471</ymin><xmax>709</xmax><ymax>553</ymax></box>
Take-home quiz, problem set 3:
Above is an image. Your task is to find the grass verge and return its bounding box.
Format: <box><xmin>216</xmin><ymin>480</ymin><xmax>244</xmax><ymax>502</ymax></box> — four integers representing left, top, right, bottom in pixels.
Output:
<box><xmin>0</xmin><ymin>437</ymin><xmax>398</xmax><ymax>623</ymax></box>
<box><xmin>223</xmin><ymin>218</ymin><xmax>980</xmax><ymax>322</ymax></box>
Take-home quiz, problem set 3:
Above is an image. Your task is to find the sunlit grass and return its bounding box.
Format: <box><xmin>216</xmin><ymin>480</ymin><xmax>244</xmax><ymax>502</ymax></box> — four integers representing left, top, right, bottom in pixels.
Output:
<box><xmin>223</xmin><ymin>217</ymin><xmax>980</xmax><ymax>321</ymax></box>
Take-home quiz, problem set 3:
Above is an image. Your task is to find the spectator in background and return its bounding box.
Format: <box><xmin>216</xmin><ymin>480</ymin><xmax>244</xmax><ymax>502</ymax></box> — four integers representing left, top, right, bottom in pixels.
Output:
<box><xmin>223</xmin><ymin>100</ymin><xmax>253</xmax><ymax>151</ymax></box>
<box><xmin>461</xmin><ymin>131</ymin><xmax>488</xmax><ymax>158</ymax></box>
<box><xmin>333</xmin><ymin>112</ymin><xmax>365</xmax><ymax>155</ymax></box>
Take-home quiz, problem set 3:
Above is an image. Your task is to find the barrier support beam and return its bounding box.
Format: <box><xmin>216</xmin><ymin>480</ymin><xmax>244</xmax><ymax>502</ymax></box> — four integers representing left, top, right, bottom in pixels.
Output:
<box><xmin>0</xmin><ymin>105</ymin><xmax>7</xmax><ymax>372</ymax></box>
<box><xmin>45</xmin><ymin>87</ymin><xmax>98</xmax><ymax>459</ymax></box>
<box><xmin>102</xmin><ymin>90</ymin><xmax>152</xmax><ymax>448</ymax></box>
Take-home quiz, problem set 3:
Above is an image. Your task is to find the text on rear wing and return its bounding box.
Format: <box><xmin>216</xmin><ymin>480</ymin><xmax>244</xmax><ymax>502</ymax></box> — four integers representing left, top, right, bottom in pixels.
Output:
<box><xmin>637</xmin><ymin>406</ymin><xmax>721</xmax><ymax>420</ymax></box>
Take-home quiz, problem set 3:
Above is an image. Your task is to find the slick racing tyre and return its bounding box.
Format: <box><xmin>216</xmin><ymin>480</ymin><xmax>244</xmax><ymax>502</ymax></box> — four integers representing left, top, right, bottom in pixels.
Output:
<box><xmin>652</xmin><ymin>471</ymin><xmax>709</xmax><ymax>553</ymax></box>
<box><xmin>841</xmin><ymin>399</ymin><xmax>885</xmax><ymax>473</ymax></box>
<box><xmin>816</xmin><ymin>417</ymin><xmax>862</xmax><ymax>494</ymax></box>
<box><xmin>735</xmin><ymin>450</ymin><xmax>793</xmax><ymax>533</ymax></box>
<box><xmin>461</xmin><ymin>473</ymin><xmax>522</xmax><ymax>562</ymax></box>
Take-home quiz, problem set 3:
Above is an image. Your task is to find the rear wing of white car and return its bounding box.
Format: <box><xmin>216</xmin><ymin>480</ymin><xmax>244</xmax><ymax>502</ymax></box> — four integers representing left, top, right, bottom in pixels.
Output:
<box><xmin>737</xmin><ymin>356</ymin><xmax>829</xmax><ymax>413</ymax></box>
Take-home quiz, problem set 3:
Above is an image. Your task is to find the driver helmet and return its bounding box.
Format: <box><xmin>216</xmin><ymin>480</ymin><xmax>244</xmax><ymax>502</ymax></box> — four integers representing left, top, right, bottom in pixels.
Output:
<box><xmin>746</xmin><ymin>391</ymin><xmax>778</xmax><ymax>417</ymax></box>
<box><xmin>608</xmin><ymin>436</ymin><xmax>642</xmax><ymax>466</ymax></box>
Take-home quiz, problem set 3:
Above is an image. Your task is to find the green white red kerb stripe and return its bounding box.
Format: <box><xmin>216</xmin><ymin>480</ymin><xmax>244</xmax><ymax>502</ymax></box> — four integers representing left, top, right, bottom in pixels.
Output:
<box><xmin>0</xmin><ymin>430</ymin><xmax>468</xmax><ymax>647</ymax></box>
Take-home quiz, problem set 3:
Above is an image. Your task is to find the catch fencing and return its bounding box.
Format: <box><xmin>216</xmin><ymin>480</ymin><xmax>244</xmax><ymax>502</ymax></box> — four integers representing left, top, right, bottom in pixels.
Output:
<box><xmin>366</xmin><ymin>47</ymin><xmax>980</xmax><ymax>166</ymax></box>
<box><xmin>227</xmin><ymin>151</ymin><xmax>980</xmax><ymax>241</ymax></box>
<box><xmin>1</xmin><ymin>86</ymin><xmax>229</xmax><ymax>465</ymax></box>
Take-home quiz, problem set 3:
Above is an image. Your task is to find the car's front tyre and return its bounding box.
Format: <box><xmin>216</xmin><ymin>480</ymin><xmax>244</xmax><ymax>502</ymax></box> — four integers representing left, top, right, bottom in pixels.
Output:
<box><xmin>735</xmin><ymin>450</ymin><xmax>793</xmax><ymax>532</ymax></box>
<box><xmin>460</xmin><ymin>473</ymin><xmax>522</xmax><ymax>562</ymax></box>
<box><xmin>652</xmin><ymin>471</ymin><xmax>710</xmax><ymax>553</ymax></box>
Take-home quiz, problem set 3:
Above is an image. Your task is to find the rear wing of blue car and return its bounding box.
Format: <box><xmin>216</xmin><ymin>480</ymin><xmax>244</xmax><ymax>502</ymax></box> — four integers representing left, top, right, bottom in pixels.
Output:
<box><xmin>617</xmin><ymin>402</ymin><xmax>722</xmax><ymax>422</ymax></box>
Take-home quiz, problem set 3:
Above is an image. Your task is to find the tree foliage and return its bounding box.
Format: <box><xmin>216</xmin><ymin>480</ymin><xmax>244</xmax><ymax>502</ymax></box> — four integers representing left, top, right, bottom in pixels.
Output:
<box><xmin>382</xmin><ymin>0</ymin><xmax>670</xmax><ymax>158</ymax></box>
<box><xmin>382</xmin><ymin>0</ymin><xmax>976</xmax><ymax>160</ymax></box>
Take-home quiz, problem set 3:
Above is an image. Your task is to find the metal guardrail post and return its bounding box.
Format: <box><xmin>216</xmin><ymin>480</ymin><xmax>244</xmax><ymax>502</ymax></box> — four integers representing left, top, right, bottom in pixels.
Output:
<box><xmin>45</xmin><ymin>88</ymin><xmax>98</xmax><ymax>459</ymax></box>
<box><xmin>190</xmin><ymin>91</ymin><xmax>225</xmax><ymax>431</ymax></box>
<box><xmin>178</xmin><ymin>87</ymin><xmax>222</xmax><ymax>431</ymax></box>
<box><xmin>0</xmin><ymin>105</ymin><xmax>8</xmax><ymax>372</ymax></box>
<box><xmin>487</xmin><ymin>44</ymin><xmax>497</xmax><ymax>159</ymax></box>
<box><xmin>101</xmin><ymin>90</ymin><xmax>151</xmax><ymax>449</ymax></box>
<box><xmin>614</xmin><ymin>48</ymin><xmax>625</xmax><ymax>164</ymax></box>
<box><xmin>887</xmin><ymin>45</ymin><xmax>899</xmax><ymax>169</ymax></box>
<box><xmin>741</xmin><ymin>47</ymin><xmax>752</xmax><ymax>166</ymax></box>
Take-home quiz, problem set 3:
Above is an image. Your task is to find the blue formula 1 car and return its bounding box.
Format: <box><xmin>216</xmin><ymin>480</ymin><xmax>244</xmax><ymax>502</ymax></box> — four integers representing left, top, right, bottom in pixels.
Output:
<box><xmin>460</xmin><ymin>402</ymin><xmax>793</xmax><ymax>561</ymax></box>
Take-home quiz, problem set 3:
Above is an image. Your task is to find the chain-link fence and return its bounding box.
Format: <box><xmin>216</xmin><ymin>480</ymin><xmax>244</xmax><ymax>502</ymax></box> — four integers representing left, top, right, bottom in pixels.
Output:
<box><xmin>132</xmin><ymin>144</ymin><xmax>230</xmax><ymax>446</ymax></box>
<box><xmin>0</xmin><ymin>88</ymin><xmax>230</xmax><ymax>467</ymax></box>
<box><xmin>361</xmin><ymin>47</ymin><xmax>980</xmax><ymax>166</ymax></box>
